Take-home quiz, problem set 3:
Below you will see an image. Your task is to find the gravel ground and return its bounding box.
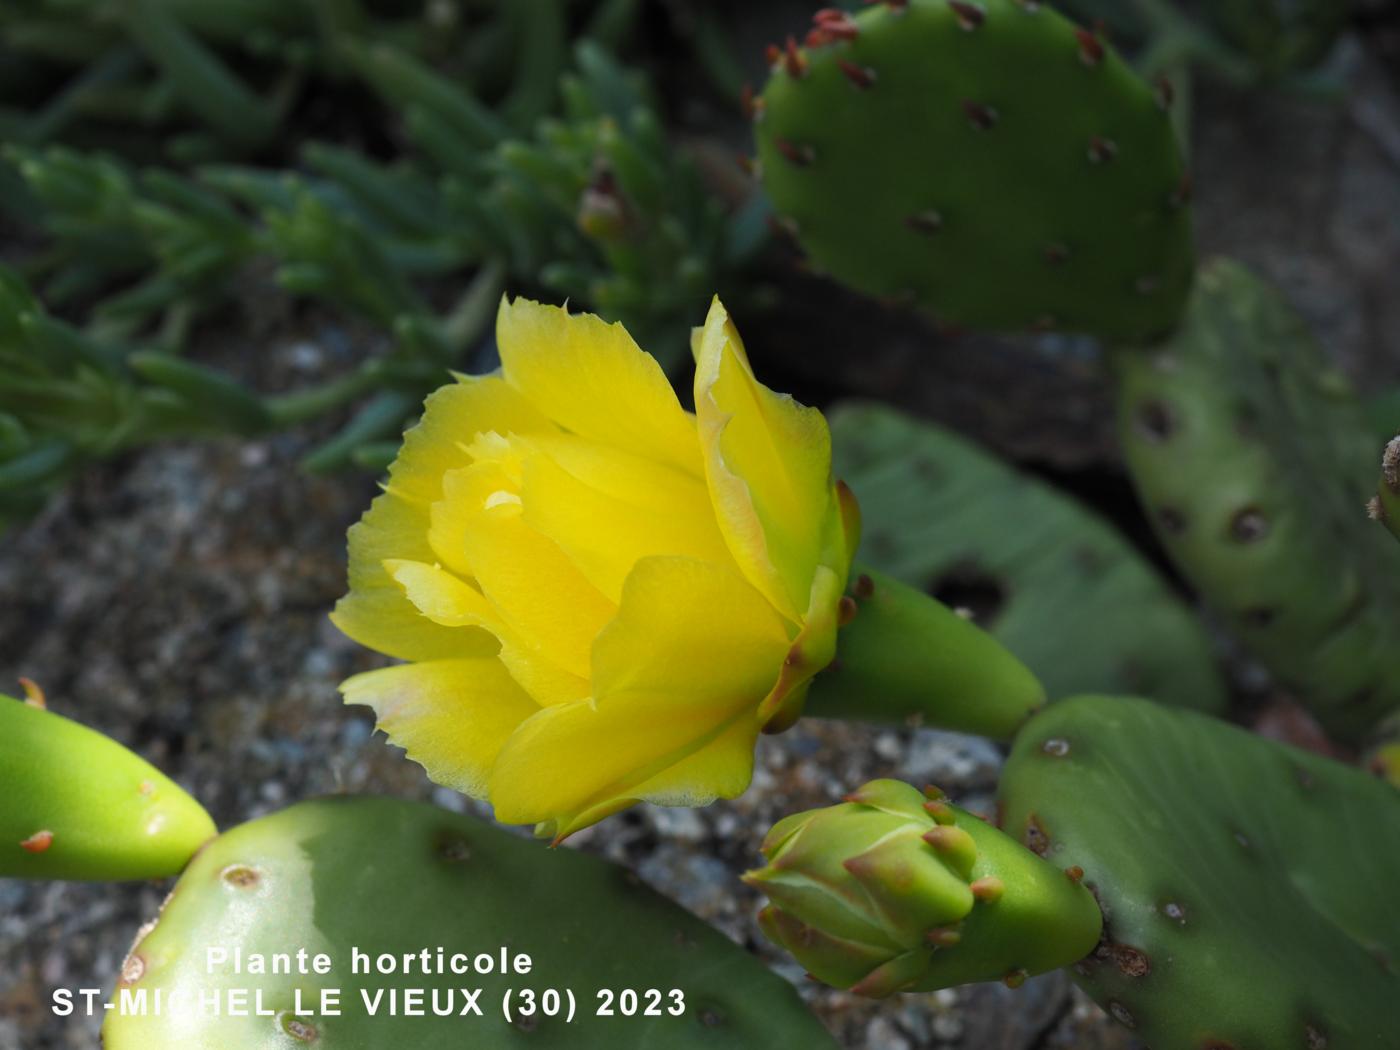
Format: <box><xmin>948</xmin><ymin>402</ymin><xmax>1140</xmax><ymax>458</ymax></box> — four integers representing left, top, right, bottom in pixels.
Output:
<box><xmin>5</xmin><ymin>30</ymin><xmax>1400</xmax><ymax>1050</ymax></box>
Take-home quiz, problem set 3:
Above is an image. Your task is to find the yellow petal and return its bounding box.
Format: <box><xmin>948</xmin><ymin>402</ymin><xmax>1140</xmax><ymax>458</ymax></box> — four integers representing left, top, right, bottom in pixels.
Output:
<box><xmin>384</xmin><ymin>558</ymin><xmax>588</xmax><ymax>706</ymax></box>
<box><xmin>458</xmin><ymin>486</ymin><xmax>616</xmax><ymax>681</ymax></box>
<box><xmin>341</xmin><ymin>658</ymin><xmax>539</xmax><ymax>798</ymax></box>
<box><xmin>518</xmin><ymin>440</ymin><xmax>732</xmax><ymax>602</ymax></box>
<box><xmin>384</xmin><ymin>558</ymin><xmax>501</xmax><ymax>630</ymax></box>
<box><xmin>330</xmin><ymin>491</ymin><xmax>496</xmax><ymax>661</ymax></box>
<box><xmin>496</xmin><ymin>296</ymin><xmax>702</xmax><ymax>476</ymax></box>
<box><xmin>694</xmin><ymin>297</ymin><xmax>835</xmax><ymax>623</ymax></box>
<box><xmin>386</xmin><ymin>373</ymin><xmax>554</xmax><ymax>509</ymax></box>
<box><xmin>487</xmin><ymin>556</ymin><xmax>788</xmax><ymax>831</ymax></box>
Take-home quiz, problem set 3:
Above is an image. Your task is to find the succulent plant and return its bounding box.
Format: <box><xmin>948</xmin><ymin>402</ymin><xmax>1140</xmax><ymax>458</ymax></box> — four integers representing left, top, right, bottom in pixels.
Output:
<box><xmin>827</xmin><ymin>401</ymin><xmax>1227</xmax><ymax>712</ymax></box>
<box><xmin>0</xmin><ymin>691</ymin><xmax>215</xmax><ymax>880</ymax></box>
<box><xmin>104</xmin><ymin>795</ymin><xmax>838</xmax><ymax>1049</ymax></box>
<box><xmin>1206</xmin><ymin>0</ymin><xmax>1350</xmax><ymax>79</ymax></box>
<box><xmin>1369</xmin><ymin>435</ymin><xmax>1400</xmax><ymax>545</ymax></box>
<box><xmin>1000</xmin><ymin>693</ymin><xmax>1400</xmax><ymax>1050</ymax></box>
<box><xmin>744</xmin><ymin>778</ymin><xmax>1102</xmax><ymax>995</ymax></box>
<box><xmin>753</xmin><ymin>0</ymin><xmax>1194</xmax><ymax>340</ymax></box>
<box><xmin>1115</xmin><ymin>258</ymin><xmax>1400</xmax><ymax>741</ymax></box>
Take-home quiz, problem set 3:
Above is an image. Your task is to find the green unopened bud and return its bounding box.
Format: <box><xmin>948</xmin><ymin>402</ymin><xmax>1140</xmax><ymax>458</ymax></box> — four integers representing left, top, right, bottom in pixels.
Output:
<box><xmin>744</xmin><ymin>779</ymin><xmax>1102</xmax><ymax>997</ymax></box>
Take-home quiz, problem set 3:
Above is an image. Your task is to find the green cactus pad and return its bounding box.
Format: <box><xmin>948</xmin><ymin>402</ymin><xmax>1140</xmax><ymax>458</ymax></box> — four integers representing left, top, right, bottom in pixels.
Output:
<box><xmin>747</xmin><ymin>779</ymin><xmax>1101</xmax><ymax>996</ymax></box>
<box><xmin>0</xmin><ymin>693</ymin><xmax>216</xmax><ymax>880</ymax></box>
<box><xmin>826</xmin><ymin>402</ymin><xmax>1226</xmax><ymax>712</ymax></box>
<box><xmin>1115</xmin><ymin>258</ymin><xmax>1400</xmax><ymax>741</ymax></box>
<box><xmin>104</xmin><ymin>796</ymin><xmax>838</xmax><ymax>1050</ymax></box>
<box><xmin>754</xmin><ymin>0</ymin><xmax>1194</xmax><ymax>341</ymax></box>
<box><xmin>1000</xmin><ymin>694</ymin><xmax>1400</xmax><ymax>1050</ymax></box>
<box><xmin>1370</xmin><ymin>436</ymin><xmax>1400</xmax><ymax>545</ymax></box>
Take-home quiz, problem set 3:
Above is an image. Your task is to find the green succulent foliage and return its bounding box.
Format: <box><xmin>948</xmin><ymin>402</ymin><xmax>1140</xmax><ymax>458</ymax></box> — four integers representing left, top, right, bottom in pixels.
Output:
<box><xmin>1370</xmin><ymin>436</ymin><xmax>1400</xmax><ymax>545</ymax></box>
<box><xmin>745</xmin><ymin>779</ymin><xmax>1102</xmax><ymax>996</ymax></box>
<box><xmin>104</xmin><ymin>795</ymin><xmax>837</xmax><ymax>1050</ymax></box>
<box><xmin>1115</xmin><ymin>258</ymin><xmax>1400</xmax><ymax>741</ymax></box>
<box><xmin>1</xmin><ymin>41</ymin><xmax>760</xmax><ymax>513</ymax></box>
<box><xmin>1206</xmin><ymin>0</ymin><xmax>1349</xmax><ymax>79</ymax></box>
<box><xmin>754</xmin><ymin>0</ymin><xmax>1194</xmax><ymax>341</ymax></box>
<box><xmin>1000</xmin><ymin>693</ymin><xmax>1400</xmax><ymax>1050</ymax></box>
<box><xmin>347</xmin><ymin>38</ymin><xmax>766</xmax><ymax>364</ymax></box>
<box><xmin>0</xmin><ymin>0</ymin><xmax>604</xmax><ymax>158</ymax></box>
<box><xmin>0</xmin><ymin>263</ymin><xmax>281</xmax><ymax>523</ymax></box>
<box><xmin>827</xmin><ymin>402</ymin><xmax>1226</xmax><ymax>713</ymax></box>
<box><xmin>0</xmin><ymin>693</ymin><xmax>216</xmax><ymax>880</ymax></box>
<box><xmin>805</xmin><ymin>567</ymin><xmax>1048</xmax><ymax>740</ymax></box>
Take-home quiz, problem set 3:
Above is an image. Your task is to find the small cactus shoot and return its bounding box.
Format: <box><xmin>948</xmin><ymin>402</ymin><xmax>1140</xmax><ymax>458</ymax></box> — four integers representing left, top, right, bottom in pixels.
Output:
<box><xmin>0</xmin><ymin>692</ymin><xmax>216</xmax><ymax>880</ymax></box>
<box><xmin>753</xmin><ymin>0</ymin><xmax>1195</xmax><ymax>340</ymax></box>
<box><xmin>745</xmin><ymin>779</ymin><xmax>1102</xmax><ymax>995</ymax></box>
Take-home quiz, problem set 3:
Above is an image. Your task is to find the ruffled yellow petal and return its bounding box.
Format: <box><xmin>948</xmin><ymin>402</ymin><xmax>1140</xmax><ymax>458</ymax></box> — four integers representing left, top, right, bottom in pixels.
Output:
<box><xmin>488</xmin><ymin>556</ymin><xmax>788</xmax><ymax>832</ymax></box>
<box><xmin>384</xmin><ymin>558</ymin><xmax>501</xmax><ymax>630</ymax></box>
<box><xmin>496</xmin><ymin>296</ymin><xmax>702</xmax><ymax>476</ymax></box>
<box><xmin>341</xmin><ymin>658</ymin><xmax>539</xmax><ymax>798</ymax></box>
<box><xmin>452</xmin><ymin>479</ymin><xmax>616</xmax><ymax>681</ymax></box>
<box><xmin>694</xmin><ymin>297</ymin><xmax>835</xmax><ymax>624</ymax></box>
<box><xmin>330</xmin><ymin>491</ymin><xmax>496</xmax><ymax>662</ymax></box>
<box><xmin>518</xmin><ymin>440</ymin><xmax>732</xmax><ymax>602</ymax></box>
<box><xmin>386</xmin><ymin>373</ymin><xmax>554</xmax><ymax>509</ymax></box>
<box><xmin>385</xmin><ymin>558</ymin><xmax>590</xmax><ymax>707</ymax></box>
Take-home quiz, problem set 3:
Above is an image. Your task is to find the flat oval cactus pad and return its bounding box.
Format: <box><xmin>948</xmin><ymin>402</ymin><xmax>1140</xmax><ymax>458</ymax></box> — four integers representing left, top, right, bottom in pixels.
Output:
<box><xmin>1001</xmin><ymin>694</ymin><xmax>1400</xmax><ymax>1049</ymax></box>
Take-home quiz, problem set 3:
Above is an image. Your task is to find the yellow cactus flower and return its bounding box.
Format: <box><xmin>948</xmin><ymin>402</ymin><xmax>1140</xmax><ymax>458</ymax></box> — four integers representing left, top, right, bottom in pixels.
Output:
<box><xmin>333</xmin><ymin>296</ymin><xmax>859</xmax><ymax>840</ymax></box>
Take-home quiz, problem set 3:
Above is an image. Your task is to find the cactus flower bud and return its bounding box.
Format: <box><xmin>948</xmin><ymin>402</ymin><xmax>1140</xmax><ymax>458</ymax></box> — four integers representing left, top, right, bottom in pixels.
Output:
<box><xmin>332</xmin><ymin>295</ymin><xmax>858</xmax><ymax>840</ymax></box>
<box><xmin>745</xmin><ymin>780</ymin><xmax>1102</xmax><ymax>996</ymax></box>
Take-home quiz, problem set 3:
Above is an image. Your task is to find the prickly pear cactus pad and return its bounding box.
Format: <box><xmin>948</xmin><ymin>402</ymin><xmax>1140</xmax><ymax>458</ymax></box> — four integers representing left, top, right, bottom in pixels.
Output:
<box><xmin>828</xmin><ymin>402</ymin><xmax>1226</xmax><ymax>712</ymax></box>
<box><xmin>104</xmin><ymin>796</ymin><xmax>838</xmax><ymax>1050</ymax></box>
<box><xmin>753</xmin><ymin>0</ymin><xmax>1195</xmax><ymax>341</ymax></box>
<box><xmin>1000</xmin><ymin>694</ymin><xmax>1400</xmax><ymax>1050</ymax></box>
<box><xmin>0</xmin><ymin>692</ymin><xmax>216</xmax><ymax>881</ymax></box>
<box><xmin>1116</xmin><ymin>258</ymin><xmax>1400</xmax><ymax>741</ymax></box>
